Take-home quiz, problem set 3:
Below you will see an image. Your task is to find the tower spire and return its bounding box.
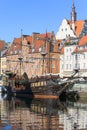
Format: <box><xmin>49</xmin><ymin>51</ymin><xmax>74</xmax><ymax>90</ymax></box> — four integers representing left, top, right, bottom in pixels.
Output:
<box><xmin>71</xmin><ymin>0</ymin><xmax>77</xmax><ymax>23</ymax></box>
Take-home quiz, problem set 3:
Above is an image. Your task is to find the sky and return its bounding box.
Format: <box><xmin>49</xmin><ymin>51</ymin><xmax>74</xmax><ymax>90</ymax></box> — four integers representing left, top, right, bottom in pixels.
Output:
<box><xmin>0</xmin><ymin>0</ymin><xmax>87</xmax><ymax>42</ymax></box>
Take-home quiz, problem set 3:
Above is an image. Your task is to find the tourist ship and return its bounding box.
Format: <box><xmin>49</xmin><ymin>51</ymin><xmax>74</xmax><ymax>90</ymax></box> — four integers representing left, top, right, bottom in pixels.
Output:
<box><xmin>4</xmin><ymin>54</ymin><xmax>82</xmax><ymax>99</ymax></box>
<box><xmin>13</xmin><ymin>73</ymin><xmax>73</xmax><ymax>99</ymax></box>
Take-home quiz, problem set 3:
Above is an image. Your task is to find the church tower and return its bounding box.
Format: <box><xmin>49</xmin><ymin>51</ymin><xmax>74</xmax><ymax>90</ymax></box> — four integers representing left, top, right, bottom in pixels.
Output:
<box><xmin>71</xmin><ymin>0</ymin><xmax>77</xmax><ymax>23</ymax></box>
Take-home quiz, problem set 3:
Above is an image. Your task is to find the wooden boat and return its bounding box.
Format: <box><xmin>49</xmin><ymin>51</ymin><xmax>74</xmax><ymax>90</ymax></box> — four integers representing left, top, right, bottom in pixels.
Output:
<box><xmin>11</xmin><ymin>73</ymin><xmax>73</xmax><ymax>99</ymax></box>
<box><xmin>4</xmin><ymin>64</ymin><xmax>80</xmax><ymax>99</ymax></box>
<box><xmin>3</xmin><ymin>59</ymin><xmax>71</xmax><ymax>98</ymax></box>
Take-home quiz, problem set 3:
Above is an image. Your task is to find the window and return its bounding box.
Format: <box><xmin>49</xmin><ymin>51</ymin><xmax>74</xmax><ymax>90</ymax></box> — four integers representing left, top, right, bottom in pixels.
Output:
<box><xmin>78</xmin><ymin>54</ymin><xmax>80</xmax><ymax>59</ymax></box>
<box><xmin>66</xmin><ymin>48</ymin><xmax>68</xmax><ymax>52</ymax></box>
<box><xmin>83</xmin><ymin>63</ymin><xmax>86</xmax><ymax>68</ymax></box>
<box><xmin>15</xmin><ymin>50</ymin><xmax>18</xmax><ymax>54</ymax></box>
<box><xmin>39</xmin><ymin>47</ymin><xmax>42</xmax><ymax>52</ymax></box>
<box><xmin>85</xmin><ymin>45</ymin><xmax>87</xmax><ymax>49</ymax></box>
<box><xmin>66</xmin><ymin>64</ymin><xmax>68</xmax><ymax>69</ymax></box>
<box><xmin>62</xmin><ymin>64</ymin><xmax>64</xmax><ymax>69</ymax></box>
<box><xmin>70</xmin><ymin>48</ymin><xmax>72</xmax><ymax>52</ymax></box>
<box><xmin>2</xmin><ymin>69</ymin><xmax>6</xmax><ymax>73</ymax></box>
<box><xmin>19</xmin><ymin>50</ymin><xmax>21</xmax><ymax>54</ymax></box>
<box><xmin>83</xmin><ymin>54</ymin><xmax>85</xmax><ymax>59</ymax></box>
<box><xmin>70</xmin><ymin>64</ymin><xmax>71</xmax><ymax>69</ymax></box>
<box><xmin>52</xmin><ymin>64</ymin><xmax>55</xmax><ymax>68</ymax></box>
<box><xmin>50</xmin><ymin>46</ymin><xmax>54</xmax><ymax>52</ymax></box>
<box><xmin>75</xmin><ymin>64</ymin><xmax>78</xmax><ymax>69</ymax></box>
<box><xmin>65</xmin><ymin>28</ymin><xmax>67</xmax><ymax>31</ymax></box>
<box><xmin>75</xmin><ymin>54</ymin><xmax>78</xmax><ymax>60</ymax></box>
<box><xmin>32</xmin><ymin>48</ymin><xmax>35</xmax><ymax>52</ymax></box>
<box><xmin>10</xmin><ymin>51</ymin><xmax>13</xmax><ymax>54</ymax></box>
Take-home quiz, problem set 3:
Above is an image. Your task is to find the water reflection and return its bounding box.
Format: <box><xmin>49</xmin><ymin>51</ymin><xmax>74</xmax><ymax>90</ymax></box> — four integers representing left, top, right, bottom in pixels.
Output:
<box><xmin>0</xmin><ymin>94</ymin><xmax>87</xmax><ymax>130</ymax></box>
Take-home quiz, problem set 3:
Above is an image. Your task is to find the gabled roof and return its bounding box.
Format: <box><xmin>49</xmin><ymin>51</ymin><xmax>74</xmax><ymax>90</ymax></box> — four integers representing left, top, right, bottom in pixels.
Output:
<box><xmin>68</xmin><ymin>20</ymin><xmax>84</xmax><ymax>37</ymax></box>
<box><xmin>56</xmin><ymin>18</ymin><xmax>84</xmax><ymax>40</ymax></box>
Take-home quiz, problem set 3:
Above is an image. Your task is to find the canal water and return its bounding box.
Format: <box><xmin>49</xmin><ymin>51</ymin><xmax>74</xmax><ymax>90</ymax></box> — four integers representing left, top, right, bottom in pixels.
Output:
<box><xmin>0</xmin><ymin>93</ymin><xmax>87</xmax><ymax>130</ymax></box>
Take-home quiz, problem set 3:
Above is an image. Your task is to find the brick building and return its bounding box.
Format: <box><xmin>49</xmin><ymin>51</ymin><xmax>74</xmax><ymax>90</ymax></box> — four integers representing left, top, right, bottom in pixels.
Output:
<box><xmin>0</xmin><ymin>40</ymin><xmax>8</xmax><ymax>75</ymax></box>
<box><xmin>6</xmin><ymin>32</ymin><xmax>60</xmax><ymax>78</ymax></box>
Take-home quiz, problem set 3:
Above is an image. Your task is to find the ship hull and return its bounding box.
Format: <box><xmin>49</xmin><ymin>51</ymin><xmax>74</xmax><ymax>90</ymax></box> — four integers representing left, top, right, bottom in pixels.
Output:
<box><xmin>12</xmin><ymin>78</ymin><xmax>69</xmax><ymax>99</ymax></box>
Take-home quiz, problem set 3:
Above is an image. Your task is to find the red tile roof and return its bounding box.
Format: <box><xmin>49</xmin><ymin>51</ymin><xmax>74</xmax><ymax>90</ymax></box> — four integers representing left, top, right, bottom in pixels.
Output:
<box><xmin>26</xmin><ymin>36</ymin><xmax>32</xmax><ymax>43</ymax></box>
<box><xmin>0</xmin><ymin>40</ymin><xmax>5</xmax><ymax>51</ymax></box>
<box><xmin>74</xmin><ymin>36</ymin><xmax>87</xmax><ymax>53</ymax></box>
<box><xmin>68</xmin><ymin>20</ymin><xmax>84</xmax><ymax>37</ymax></box>
<box><xmin>6</xmin><ymin>32</ymin><xmax>52</xmax><ymax>55</ymax></box>
<box><xmin>75</xmin><ymin>20</ymin><xmax>84</xmax><ymax>36</ymax></box>
<box><xmin>34</xmin><ymin>33</ymin><xmax>51</xmax><ymax>51</ymax></box>
<box><xmin>79</xmin><ymin>36</ymin><xmax>87</xmax><ymax>46</ymax></box>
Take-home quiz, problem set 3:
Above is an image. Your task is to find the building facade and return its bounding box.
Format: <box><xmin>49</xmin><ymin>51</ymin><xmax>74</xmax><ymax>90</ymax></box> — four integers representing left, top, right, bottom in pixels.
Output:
<box><xmin>60</xmin><ymin>36</ymin><xmax>87</xmax><ymax>77</ymax></box>
<box><xmin>6</xmin><ymin>32</ymin><xmax>60</xmax><ymax>78</ymax></box>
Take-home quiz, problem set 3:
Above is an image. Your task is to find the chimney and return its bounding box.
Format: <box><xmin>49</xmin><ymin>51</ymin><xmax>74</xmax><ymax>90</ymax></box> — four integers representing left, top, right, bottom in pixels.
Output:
<box><xmin>32</xmin><ymin>32</ymin><xmax>40</xmax><ymax>46</ymax></box>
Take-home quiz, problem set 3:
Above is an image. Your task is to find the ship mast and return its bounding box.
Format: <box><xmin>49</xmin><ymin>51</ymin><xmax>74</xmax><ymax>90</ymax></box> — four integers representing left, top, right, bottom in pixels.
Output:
<box><xmin>18</xmin><ymin>29</ymin><xmax>23</xmax><ymax>79</ymax></box>
<box><xmin>41</xmin><ymin>38</ymin><xmax>47</xmax><ymax>75</ymax></box>
<box><xmin>18</xmin><ymin>56</ymin><xmax>23</xmax><ymax>79</ymax></box>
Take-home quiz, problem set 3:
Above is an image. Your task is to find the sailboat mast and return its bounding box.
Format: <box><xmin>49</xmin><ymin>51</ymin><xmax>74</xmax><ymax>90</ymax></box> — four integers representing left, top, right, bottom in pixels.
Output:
<box><xmin>18</xmin><ymin>29</ymin><xmax>23</xmax><ymax>78</ymax></box>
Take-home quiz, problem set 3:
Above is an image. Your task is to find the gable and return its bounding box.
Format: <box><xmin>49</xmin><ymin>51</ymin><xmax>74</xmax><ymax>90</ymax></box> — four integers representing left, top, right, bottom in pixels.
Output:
<box><xmin>56</xmin><ymin>19</ymin><xmax>76</xmax><ymax>40</ymax></box>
